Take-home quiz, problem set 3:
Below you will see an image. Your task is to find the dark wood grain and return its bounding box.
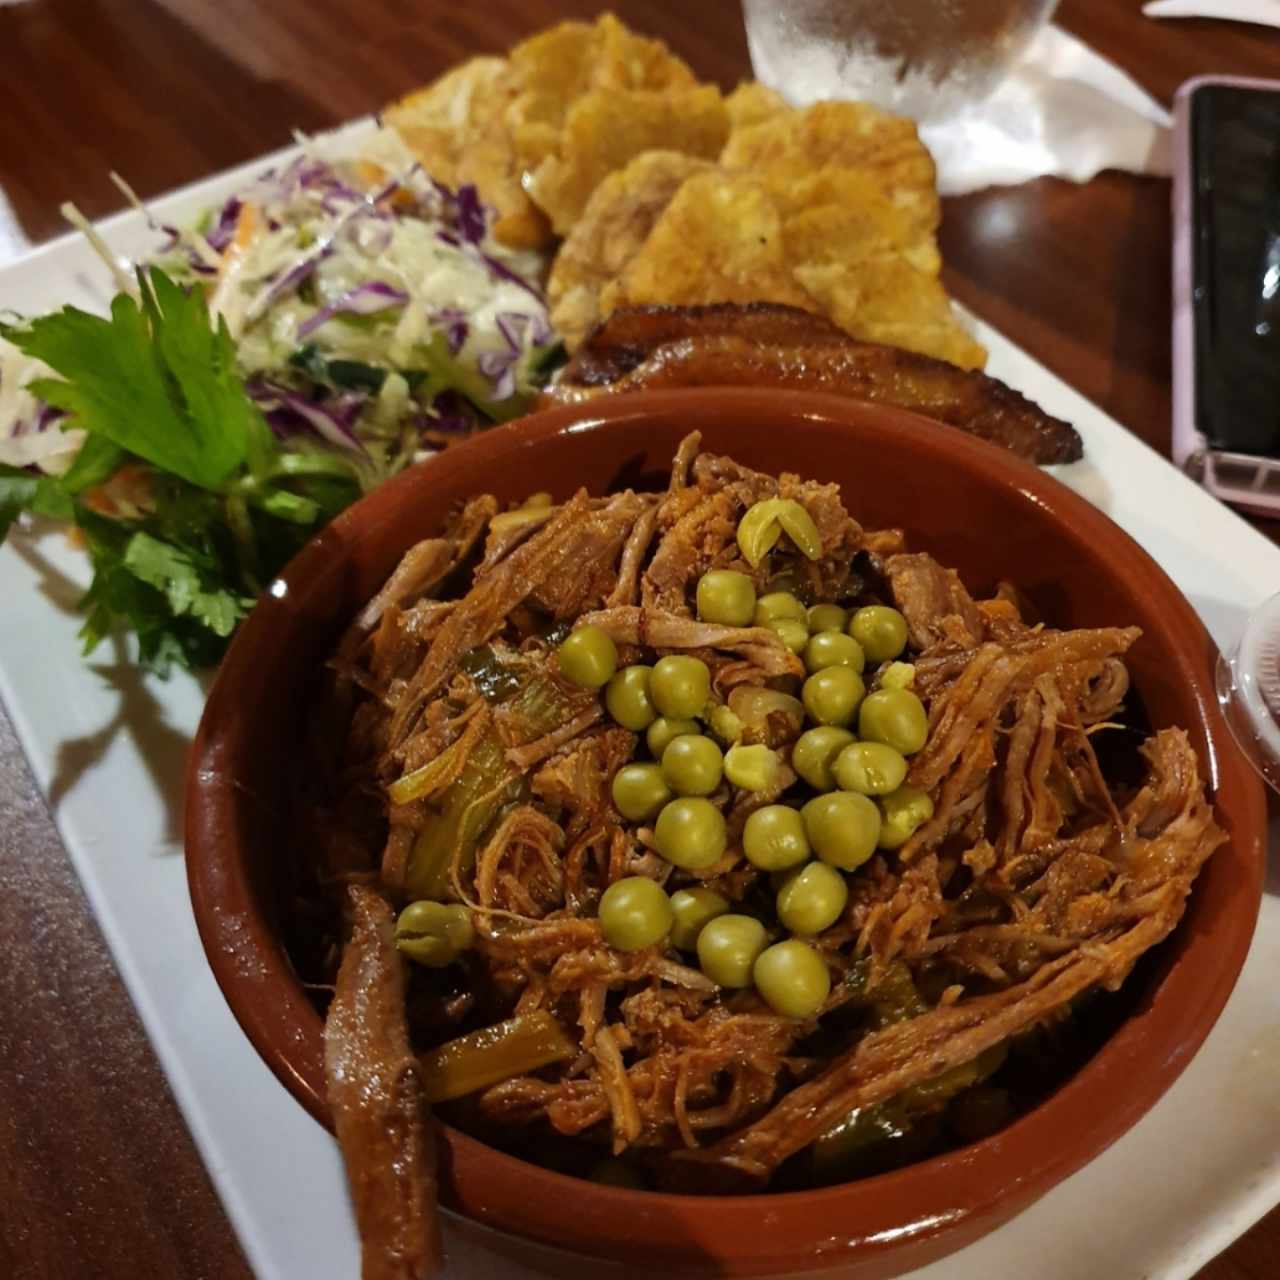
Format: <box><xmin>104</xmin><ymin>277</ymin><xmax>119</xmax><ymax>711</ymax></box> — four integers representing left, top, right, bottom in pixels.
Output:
<box><xmin>0</xmin><ymin>1</ymin><xmax>1277</xmax><ymax>1277</ymax></box>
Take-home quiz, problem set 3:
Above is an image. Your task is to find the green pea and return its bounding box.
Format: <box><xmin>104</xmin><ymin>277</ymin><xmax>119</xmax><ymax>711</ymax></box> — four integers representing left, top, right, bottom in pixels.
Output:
<box><xmin>807</xmin><ymin>603</ymin><xmax>848</xmax><ymax>634</ymax></box>
<box><xmin>737</xmin><ymin>499</ymin><xmax>823</xmax><ymax>566</ymax></box>
<box><xmin>858</xmin><ymin>688</ymin><xmax>928</xmax><ymax>755</ymax></box>
<box><xmin>606</xmin><ymin>665</ymin><xmax>657</xmax><ymax>732</ymax></box>
<box><xmin>723</xmin><ymin>743</ymin><xmax>781</xmax><ymax>792</ymax></box>
<box><xmin>668</xmin><ymin>887</ymin><xmax>730</xmax><ymax>951</ymax></box>
<box><xmin>754</xmin><ymin>591</ymin><xmax>806</xmax><ymax>626</ymax></box>
<box><xmin>802</xmin><ymin>791</ymin><xmax>881</xmax><ymax>871</ymax></box>
<box><xmin>743</xmin><ymin>804</ymin><xmax>811</xmax><ymax>871</ymax></box>
<box><xmin>769</xmin><ymin>618</ymin><xmax>810</xmax><ymax>654</ymax></box>
<box><xmin>697</xmin><ymin>913</ymin><xmax>768</xmax><ymax>988</ymax></box>
<box><xmin>791</xmin><ymin>726</ymin><xmax>856</xmax><ymax>792</ymax></box>
<box><xmin>598</xmin><ymin>876</ymin><xmax>673</xmax><ymax>951</ymax></box>
<box><xmin>801</xmin><ymin>666</ymin><xmax>866</xmax><ymax>727</ymax></box>
<box><xmin>775</xmin><ymin>500</ymin><xmax>823</xmax><ymax>560</ymax></box>
<box><xmin>647</xmin><ymin>716</ymin><xmax>700</xmax><ymax>760</ymax></box>
<box><xmin>650</xmin><ymin>655</ymin><xmax>711</xmax><ymax>719</ymax></box>
<box><xmin>849</xmin><ymin>606</ymin><xmax>909</xmax><ymax>662</ymax></box>
<box><xmin>395</xmin><ymin>901</ymin><xmax>474</xmax><ymax>968</ymax></box>
<box><xmin>878</xmin><ymin>785</ymin><xmax>936</xmax><ymax>850</ymax></box>
<box><xmin>804</xmin><ymin>630</ymin><xmax>866</xmax><ymax>675</ymax></box>
<box><xmin>776</xmin><ymin>861</ymin><xmax>849</xmax><ymax>935</ymax></box>
<box><xmin>556</xmin><ymin>624</ymin><xmax>618</xmax><ymax>688</ymax></box>
<box><xmin>611</xmin><ymin>762</ymin><xmax>673</xmax><ymax>822</ymax></box>
<box><xmin>660</xmin><ymin>734</ymin><xmax>724</xmax><ymax>796</ymax></box>
<box><xmin>729</xmin><ymin>687</ymin><xmax>804</xmax><ymax>739</ymax></box>
<box><xmin>706</xmin><ymin>703</ymin><xmax>745</xmax><ymax>746</ymax></box>
<box><xmin>737</xmin><ymin>501</ymin><xmax>784</xmax><ymax>567</ymax></box>
<box><xmin>696</xmin><ymin>570</ymin><xmax>757</xmax><ymax>626</ymax></box>
<box><xmin>753</xmin><ymin>939</ymin><xmax>831</xmax><ymax>1019</ymax></box>
<box><xmin>654</xmin><ymin>797</ymin><xmax>727</xmax><ymax>869</ymax></box>
<box><xmin>833</xmin><ymin>741</ymin><xmax>908</xmax><ymax>796</ymax></box>
<box><xmin>878</xmin><ymin>661</ymin><xmax>916</xmax><ymax>691</ymax></box>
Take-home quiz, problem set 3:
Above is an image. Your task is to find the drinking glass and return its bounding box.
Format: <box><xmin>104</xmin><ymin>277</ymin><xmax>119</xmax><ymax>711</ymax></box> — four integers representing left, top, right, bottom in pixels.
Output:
<box><xmin>741</xmin><ymin>0</ymin><xmax>1061</xmax><ymax>122</ymax></box>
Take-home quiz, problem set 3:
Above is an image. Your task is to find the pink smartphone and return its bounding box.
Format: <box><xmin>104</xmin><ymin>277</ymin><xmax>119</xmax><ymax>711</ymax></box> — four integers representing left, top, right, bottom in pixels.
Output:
<box><xmin>1172</xmin><ymin>74</ymin><xmax>1280</xmax><ymax>516</ymax></box>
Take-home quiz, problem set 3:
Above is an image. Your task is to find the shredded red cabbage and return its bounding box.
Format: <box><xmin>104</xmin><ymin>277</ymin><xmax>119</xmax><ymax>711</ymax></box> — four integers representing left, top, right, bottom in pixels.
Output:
<box><xmin>424</xmin><ymin>390</ymin><xmax>482</xmax><ymax>435</ymax></box>
<box><xmin>434</xmin><ymin>228</ymin><xmax>545</xmax><ymax>304</ymax></box>
<box><xmin>476</xmin><ymin>349</ymin><xmax>518</xmax><ymax>401</ymax></box>
<box><xmin>297</xmin><ymin>282</ymin><xmax>410</xmax><ymax>339</ymax></box>
<box><xmin>431</xmin><ymin>307</ymin><xmax>469</xmax><ymax>356</ymax></box>
<box><xmin>33</xmin><ymin>403</ymin><xmax>64</xmax><ymax>433</ymax></box>
<box><xmin>246</xmin><ymin>380</ymin><xmax>366</xmax><ymax>451</ymax></box>
<box><xmin>204</xmin><ymin>198</ymin><xmax>244</xmax><ymax>253</ymax></box>
<box><xmin>454</xmin><ymin>184</ymin><xmax>488</xmax><ymax>244</ymax></box>
<box><xmin>472</xmin><ymin>310</ymin><xmax>554</xmax><ymax>399</ymax></box>
<box><xmin>243</xmin><ymin>168</ymin><xmax>413</xmax><ymax>324</ymax></box>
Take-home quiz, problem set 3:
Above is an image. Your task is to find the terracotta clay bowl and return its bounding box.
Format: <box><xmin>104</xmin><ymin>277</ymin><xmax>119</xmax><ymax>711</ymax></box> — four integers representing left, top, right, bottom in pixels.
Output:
<box><xmin>186</xmin><ymin>389</ymin><xmax>1264</xmax><ymax>1279</ymax></box>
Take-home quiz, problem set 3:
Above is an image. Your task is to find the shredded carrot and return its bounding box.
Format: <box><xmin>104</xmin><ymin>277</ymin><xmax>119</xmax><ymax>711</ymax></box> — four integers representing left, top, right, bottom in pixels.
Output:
<box><xmin>233</xmin><ymin>201</ymin><xmax>258</xmax><ymax>250</ymax></box>
<box><xmin>358</xmin><ymin>160</ymin><xmax>416</xmax><ymax>210</ymax></box>
<box><xmin>209</xmin><ymin>201</ymin><xmax>258</xmax><ymax>289</ymax></box>
<box><xmin>81</xmin><ymin>464</ymin><xmax>155</xmax><ymax>520</ymax></box>
<box><xmin>203</xmin><ymin>202</ymin><xmax>259</xmax><ymax>302</ymax></box>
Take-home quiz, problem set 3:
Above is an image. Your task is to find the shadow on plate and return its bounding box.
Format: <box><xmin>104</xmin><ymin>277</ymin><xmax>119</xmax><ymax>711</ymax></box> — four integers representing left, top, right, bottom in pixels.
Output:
<box><xmin>9</xmin><ymin>528</ymin><xmax>212</xmax><ymax>849</ymax></box>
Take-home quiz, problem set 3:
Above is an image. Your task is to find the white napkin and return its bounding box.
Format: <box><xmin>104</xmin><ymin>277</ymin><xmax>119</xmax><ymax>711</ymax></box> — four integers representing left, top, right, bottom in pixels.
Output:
<box><xmin>918</xmin><ymin>25</ymin><xmax>1172</xmax><ymax>196</ymax></box>
<box><xmin>1144</xmin><ymin>0</ymin><xmax>1280</xmax><ymax>28</ymax></box>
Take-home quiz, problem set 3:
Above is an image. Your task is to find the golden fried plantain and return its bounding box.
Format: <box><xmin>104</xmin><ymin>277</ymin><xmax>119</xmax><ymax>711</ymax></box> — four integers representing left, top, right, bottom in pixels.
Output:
<box><xmin>525</xmin><ymin>86</ymin><xmax>728</xmax><ymax>237</ymax></box>
<box><xmin>724</xmin><ymin>81</ymin><xmax>791</xmax><ymax>132</ymax></box>
<box><xmin>384</xmin><ymin>14</ymin><xmax>703</xmax><ymax>250</ymax></box>
<box><xmin>599</xmin><ymin>170</ymin><xmax>813</xmax><ymax>317</ymax></box>
<box><xmin>383</xmin><ymin>58</ymin><xmax>550</xmax><ymax>251</ymax></box>
<box><xmin>507</xmin><ymin>14</ymin><xmax>713</xmax><ymax>234</ymax></box>
<box><xmin>723</xmin><ymin>100</ymin><xmax>940</xmax><ymax>239</ymax></box>
<box><xmin>775</xmin><ymin>169</ymin><xmax>942</xmax><ymax>277</ymax></box>
<box><xmin>549</xmin><ymin>150</ymin><xmax>715</xmax><ymax>349</ymax></box>
<box><xmin>794</xmin><ymin>254</ymin><xmax>987</xmax><ymax>370</ymax></box>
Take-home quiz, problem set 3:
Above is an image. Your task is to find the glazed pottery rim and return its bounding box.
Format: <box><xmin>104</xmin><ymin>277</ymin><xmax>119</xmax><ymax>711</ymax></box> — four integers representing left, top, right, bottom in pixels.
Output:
<box><xmin>185</xmin><ymin>387</ymin><xmax>1265</xmax><ymax>1270</ymax></box>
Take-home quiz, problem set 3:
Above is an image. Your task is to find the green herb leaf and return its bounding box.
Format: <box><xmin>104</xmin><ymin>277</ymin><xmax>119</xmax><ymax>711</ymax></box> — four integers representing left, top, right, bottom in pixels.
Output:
<box><xmin>59</xmin><ymin>433</ymin><xmax>127</xmax><ymax>495</ymax></box>
<box><xmin>0</xmin><ymin>463</ymin><xmax>74</xmax><ymax>541</ymax></box>
<box><xmin>2</xmin><ymin>268</ymin><xmax>371</xmax><ymax>675</ymax></box>
<box><xmin>121</xmin><ymin>531</ymin><xmax>250</xmax><ymax>638</ymax></box>
<box><xmin>1</xmin><ymin>267</ymin><xmax>265</xmax><ymax>490</ymax></box>
<box><xmin>254</xmin><ymin>487</ymin><xmax>320</xmax><ymax>525</ymax></box>
<box><xmin>0</xmin><ymin>479</ymin><xmax>34</xmax><ymax>542</ymax></box>
<box><xmin>74</xmin><ymin>513</ymin><xmax>225</xmax><ymax>674</ymax></box>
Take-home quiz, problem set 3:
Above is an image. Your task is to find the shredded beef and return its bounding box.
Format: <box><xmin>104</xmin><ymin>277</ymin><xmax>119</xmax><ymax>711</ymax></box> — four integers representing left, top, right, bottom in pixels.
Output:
<box><xmin>322</xmin><ymin>428</ymin><xmax>1225</xmax><ymax>1227</ymax></box>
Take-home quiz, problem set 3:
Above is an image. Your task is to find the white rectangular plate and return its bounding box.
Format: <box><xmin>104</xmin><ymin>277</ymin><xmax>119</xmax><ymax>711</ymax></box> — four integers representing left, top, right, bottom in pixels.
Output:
<box><xmin>2</xmin><ymin>125</ymin><xmax>1279</xmax><ymax>1280</ymax></box>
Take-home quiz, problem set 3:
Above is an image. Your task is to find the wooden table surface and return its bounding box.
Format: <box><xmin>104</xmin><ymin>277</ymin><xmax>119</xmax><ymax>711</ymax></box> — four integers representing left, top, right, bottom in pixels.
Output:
<box><xmin>1</xmin><ymin>1</ymin><xmax>1278</xmax><ymax>1277</ymax></box>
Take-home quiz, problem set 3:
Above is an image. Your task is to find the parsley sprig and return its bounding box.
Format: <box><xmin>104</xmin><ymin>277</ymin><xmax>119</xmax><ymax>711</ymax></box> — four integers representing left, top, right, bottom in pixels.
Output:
<box><xmin>0</xmin><ymin>268</ymin><xmax>362</xmax><ymax>673</ymax></box>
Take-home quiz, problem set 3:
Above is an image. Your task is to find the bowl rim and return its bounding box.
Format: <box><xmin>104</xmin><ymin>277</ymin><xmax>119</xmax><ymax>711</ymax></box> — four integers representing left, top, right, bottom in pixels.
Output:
<box><xmin>185</xmin><ymin>387</ymin><xmax>1266</xmax><ymax>1270</ymax></box>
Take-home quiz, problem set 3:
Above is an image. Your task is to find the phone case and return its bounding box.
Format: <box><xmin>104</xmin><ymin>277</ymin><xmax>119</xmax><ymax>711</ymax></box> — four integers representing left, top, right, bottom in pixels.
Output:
<box><xmin>1172</xmin><ymin>74</ymin><xmax>1280</xmax><ymax>517</ymax></box>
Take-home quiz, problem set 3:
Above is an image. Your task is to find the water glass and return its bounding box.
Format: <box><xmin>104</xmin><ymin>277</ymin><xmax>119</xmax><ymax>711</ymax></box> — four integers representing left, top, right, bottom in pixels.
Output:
<box><xmin>742</xmin><ymin>0</ymin><xmax>1061</xmax><ymax>122</ymax></box>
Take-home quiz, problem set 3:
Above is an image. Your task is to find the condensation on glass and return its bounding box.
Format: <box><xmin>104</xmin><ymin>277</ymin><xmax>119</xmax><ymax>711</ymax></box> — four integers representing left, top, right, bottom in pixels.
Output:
<box><xmin>742</xmin><ymin>0</ymin><xmax>1060</xmax><ymax>121</ymax></box>
<box><xmin>1218</xmin><ymin>590</ymin><xmax>1280</xmax><ymax>795</ymax></box>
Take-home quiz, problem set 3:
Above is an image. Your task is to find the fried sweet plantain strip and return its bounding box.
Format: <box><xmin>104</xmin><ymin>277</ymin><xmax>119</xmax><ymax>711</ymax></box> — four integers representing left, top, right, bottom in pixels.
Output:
<box><xmin>325</xmin><ymin>885</ymin><xmax>442</xmax><ymax>1280</ymax></box>
<box><xmin>542</xmin><ymin>303</ymin><xmax>1082</xmax><ymax>465</ymax></box>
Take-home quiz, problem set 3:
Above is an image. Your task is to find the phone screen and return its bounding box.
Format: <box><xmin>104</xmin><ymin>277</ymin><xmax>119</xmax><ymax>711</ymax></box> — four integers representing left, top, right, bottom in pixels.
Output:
<box><xmin>1192</xmin><ymin>84</ymin><xmax>1280</xmax><ymax>458</ymax></box>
